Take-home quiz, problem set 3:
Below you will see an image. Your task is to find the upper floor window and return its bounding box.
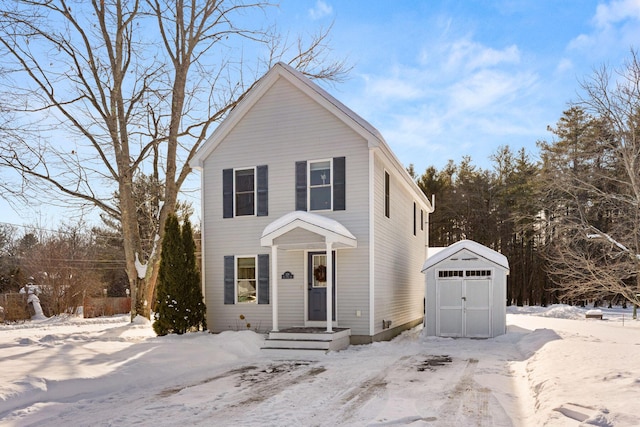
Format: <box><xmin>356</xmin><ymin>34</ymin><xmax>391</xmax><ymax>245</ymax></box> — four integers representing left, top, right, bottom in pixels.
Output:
<box><xmin>384</xmin><ymin>171</ymin><xmax>390</xmax><ymax>218</ymax></box>
<box><xmin>309</xmin><ymin>160</ymin><xmax>332</xmax><ymax>211</ymax></box>
<box><xmin>413</xmin><ymin>202</ymin><xmax>417</xmax><ymax>236</ymax></box>
<box><xmin>235</xmin><ymin>168</ymin><xmax>255</xmax><ymax>216</ymax></box>
<box><xmin>223</xmin><ymin>165</ymin><xmax>268</xmax><ymax>218</ymax></box>
<box><xmin>295</xmin><ymin>157</ymin><xmax>345</xmax><ymax>212</ymax></box>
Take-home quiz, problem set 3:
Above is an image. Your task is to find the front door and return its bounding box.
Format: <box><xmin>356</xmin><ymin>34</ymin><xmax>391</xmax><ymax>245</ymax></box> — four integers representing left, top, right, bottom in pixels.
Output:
<box><xmin>307</xmin><ymin>251</ymin><xmax>336</xmax><ymax>321</ymax></box>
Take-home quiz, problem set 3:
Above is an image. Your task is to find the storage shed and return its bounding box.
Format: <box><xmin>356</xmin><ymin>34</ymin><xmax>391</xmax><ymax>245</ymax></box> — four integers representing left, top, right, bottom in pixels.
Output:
<box><xmin>421</xmin><ymin>240</ymin><xmax>509</xmax><ymax>338</ymax></box>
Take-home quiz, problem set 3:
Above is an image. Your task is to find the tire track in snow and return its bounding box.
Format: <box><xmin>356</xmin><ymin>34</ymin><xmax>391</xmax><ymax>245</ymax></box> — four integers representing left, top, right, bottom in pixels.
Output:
<box><xmin>153</xmin><ymin>361</ymin><xmax>327</xmax><ymax>425</ymax></box>
<box><xmin>436</xmin><ymin>358</ymin><xmax>511</xmax><ymax>427</ymax></box>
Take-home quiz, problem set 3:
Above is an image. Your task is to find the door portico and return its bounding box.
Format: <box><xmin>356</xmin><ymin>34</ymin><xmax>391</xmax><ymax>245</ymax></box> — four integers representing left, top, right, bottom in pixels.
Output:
<box><xmin>260</xmin><ymin>211</ymin><xmax>357</xmax><ymax>332</ymax></box>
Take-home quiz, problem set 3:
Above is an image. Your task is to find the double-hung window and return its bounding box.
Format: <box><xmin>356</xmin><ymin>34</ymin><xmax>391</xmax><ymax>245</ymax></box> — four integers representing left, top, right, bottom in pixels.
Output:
<box><xmin>295</xmin><ymin>157</ymin><xmax>345</xmax><ymax>212</ymax></box>
<box><xmin>236</xmin><ymin>256</ymin><xmax>257</xmax><ymax>303</ymax></box>
<box><xmin>223</xmin><ymin>165</ymin><xmax>268</xmax><ymax>218</ymax></box>
<box><xmin>309</xmin><ymin>160</ymin><xmax>332</xmax><ymax>211</ymax></box>
<box><xmin>224</xmin><ymin>254</ymin><xmax>270</xmax><ymax>305</ymax></box>
<box><xmin>235</xmin><ymin>168</ymin><xmax>255</xmax><ymax>216</ymax></box>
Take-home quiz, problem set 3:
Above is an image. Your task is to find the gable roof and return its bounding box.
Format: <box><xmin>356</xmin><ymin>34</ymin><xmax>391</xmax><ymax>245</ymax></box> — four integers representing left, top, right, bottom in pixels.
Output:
<box><xmin>421</xmin><ymin>239</ymin><xmax>509</xmax><ymax>272</ymax></box>
<box><xmin>260</xmin><ymin>211</ymin><xmax>357</xmax><ymax>249</ymax></box>
<box><xmin>189</xmin><ymin>62</ymin><xmax>433</xmax><ymax>212</ymax></box>
<box><xmin>190</xmin><ymin>62</ymin><xmax>384</xmax><ymax>168</ymax></box>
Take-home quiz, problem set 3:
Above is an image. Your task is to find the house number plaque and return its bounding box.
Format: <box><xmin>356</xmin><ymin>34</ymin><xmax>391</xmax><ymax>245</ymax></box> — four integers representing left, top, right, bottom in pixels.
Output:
<box><xmin>281</xmin><ymin>271</ymin><xmax>294</xmax><ymax>279</ymax></box>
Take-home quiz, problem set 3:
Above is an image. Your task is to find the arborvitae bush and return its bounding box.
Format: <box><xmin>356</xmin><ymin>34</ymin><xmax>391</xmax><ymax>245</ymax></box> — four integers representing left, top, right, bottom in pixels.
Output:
<box><xmin>181</xmin><ymin>217</ymin><xmax>206</xmax><ymax>331</ymax></box>
<box><xmin>153</xmin><ymin>214</ymin><xmax>206</xmax><ymax>335</ymax></box>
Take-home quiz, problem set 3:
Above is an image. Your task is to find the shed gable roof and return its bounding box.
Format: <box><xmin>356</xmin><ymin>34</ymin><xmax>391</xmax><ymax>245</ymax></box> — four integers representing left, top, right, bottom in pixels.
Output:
<box><xmin>421</xmin><ymin>239</ymin><xmax>509</xmax><ymax>272</ymax></box>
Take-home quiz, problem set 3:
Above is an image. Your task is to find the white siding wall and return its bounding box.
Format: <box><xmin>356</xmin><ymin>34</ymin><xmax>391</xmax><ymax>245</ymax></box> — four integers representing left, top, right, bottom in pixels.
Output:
<box><xmin>372</xmin><ymin>153</ymin><xmax>427</xmax><ymax>337</ymax></box>
<box><xmin>201</xmin><ymin>77</ymin><xmax>371</xmax><ymax>334</ymax></box>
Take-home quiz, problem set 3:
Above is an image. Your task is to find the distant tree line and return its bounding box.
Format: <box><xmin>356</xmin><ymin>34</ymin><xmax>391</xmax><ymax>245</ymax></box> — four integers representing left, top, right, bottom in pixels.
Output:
<box><xmin>414</xmin><ymin>51</ymin><xmax>640</xmax><ymax>309</ymax></box>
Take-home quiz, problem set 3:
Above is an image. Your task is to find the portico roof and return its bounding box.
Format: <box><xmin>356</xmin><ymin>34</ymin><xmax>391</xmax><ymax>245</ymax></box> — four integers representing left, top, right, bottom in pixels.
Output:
<box><xmin>260</xmin><ymin>211</ymin><xmax>357</xmax><ymax>250</ymax></box>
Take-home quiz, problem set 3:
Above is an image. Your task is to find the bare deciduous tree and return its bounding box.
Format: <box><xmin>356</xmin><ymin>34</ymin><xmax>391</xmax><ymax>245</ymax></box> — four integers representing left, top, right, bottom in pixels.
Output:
<box><xmin>0</xmin><ymin>0</ymin><xmax>349</xmax><ymax>320</ymax></box>
<box><xmin>539</xmin><ymin>51</ymin><xmax>640</xmax><ymax>311</ymax></box>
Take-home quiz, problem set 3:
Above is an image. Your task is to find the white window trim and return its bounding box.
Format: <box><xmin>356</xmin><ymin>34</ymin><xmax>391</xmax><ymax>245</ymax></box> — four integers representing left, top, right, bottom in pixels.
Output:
<box><xmin>308</xmin><ymin>158</ymin><xmax>333</xmax><ymax>212</ymax></box>
<box><xmin>235</xmin><ymin>254</ymin><xmax>258</xmax><ymax>304</ymax></box>
<box><xmin>233</xmin><ymin>166</ymin><xmax>257</xmax><ymax>217</ymax></box>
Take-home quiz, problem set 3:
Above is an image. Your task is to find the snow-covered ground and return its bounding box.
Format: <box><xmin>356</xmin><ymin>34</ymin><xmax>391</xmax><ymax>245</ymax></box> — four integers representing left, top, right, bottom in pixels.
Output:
<box><xmin>1</xmin><ymin>305</ymin><xmax>639</xmax><ymax>426</ymax></box>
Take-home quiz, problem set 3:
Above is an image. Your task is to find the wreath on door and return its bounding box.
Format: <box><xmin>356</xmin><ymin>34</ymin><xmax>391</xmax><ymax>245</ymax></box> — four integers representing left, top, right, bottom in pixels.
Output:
<box><xmin>314</xmin><ymin>264</ymin><xmax>327</xmax><ymax>282</ymax></box>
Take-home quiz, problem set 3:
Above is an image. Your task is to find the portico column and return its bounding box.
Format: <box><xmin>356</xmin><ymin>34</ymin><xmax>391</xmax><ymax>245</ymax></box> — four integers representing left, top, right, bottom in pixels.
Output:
<box><xmin>325</xmin><ymin>240</ymin><xmax>334</xmax><ymax>333</ymax></box>
<box><xmin>271</xmin><ymin>245</ymin><xmax>279</xmax><ymax>332</ymax></box>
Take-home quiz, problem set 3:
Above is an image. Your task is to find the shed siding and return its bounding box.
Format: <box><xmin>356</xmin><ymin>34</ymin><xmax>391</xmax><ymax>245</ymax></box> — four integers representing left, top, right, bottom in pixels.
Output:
<box><xmin>201</xmin><ymin>77</ymin><xmax>370</xmax><ymax>334</ymax></box>
<box><xmin>371</xmin><ymin>153</ymin><xmax>427</xmax><ymax>337</ymax></box>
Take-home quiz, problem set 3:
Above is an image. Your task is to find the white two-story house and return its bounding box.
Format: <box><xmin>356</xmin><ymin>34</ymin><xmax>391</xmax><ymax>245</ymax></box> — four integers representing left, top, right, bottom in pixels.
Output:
<box><xmin>190</xmin><ymin>62</ymin><xmax>433</xmax><ymax>347</ymax></box>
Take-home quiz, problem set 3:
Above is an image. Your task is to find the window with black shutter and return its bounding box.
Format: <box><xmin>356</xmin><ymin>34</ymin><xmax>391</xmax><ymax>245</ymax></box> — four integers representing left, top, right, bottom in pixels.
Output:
<box><xmin>298</xmin><ymin>157</ymin><xmax>346</xmax><ymax>212</ymax></box>
<box><xmin>224</xmin><ymin>254</ymin><xmax>269</xmax><ymax>304</ymax></box>
<box><xmin>223</xmin><ymin>165</ymin><xmax>268</xmax><ymax>218</ymax></box>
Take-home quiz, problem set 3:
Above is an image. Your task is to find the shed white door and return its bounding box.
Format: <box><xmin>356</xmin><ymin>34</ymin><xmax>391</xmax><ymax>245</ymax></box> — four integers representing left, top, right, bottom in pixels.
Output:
<box><xmin>437</xmin><ymin>275</ymin><xmax>492</xmax><ymax>338</ymax></box>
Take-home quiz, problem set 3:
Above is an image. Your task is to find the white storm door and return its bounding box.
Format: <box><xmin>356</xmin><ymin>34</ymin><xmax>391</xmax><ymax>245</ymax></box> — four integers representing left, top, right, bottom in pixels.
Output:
<box><xmin>437</xmin><ymin>278</ymin><xmax>464</xmax><ymax>337</ymax></box>
<box><xmin>464</xmin><ymin>279</ymin><xmax>491</xmax><ymax>338</ymax></box>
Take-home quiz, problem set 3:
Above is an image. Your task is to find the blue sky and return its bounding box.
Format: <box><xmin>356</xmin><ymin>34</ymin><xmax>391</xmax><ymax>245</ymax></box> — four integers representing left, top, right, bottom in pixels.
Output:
<box><xmin>3</xmin><ymin>0</ymin><xmax>640</xmax><ymax>228</ymax></box>
<box><xmin>277</xmin><ymin>0</ymin><xmax>640</xmax><ymax>173</ymax></box>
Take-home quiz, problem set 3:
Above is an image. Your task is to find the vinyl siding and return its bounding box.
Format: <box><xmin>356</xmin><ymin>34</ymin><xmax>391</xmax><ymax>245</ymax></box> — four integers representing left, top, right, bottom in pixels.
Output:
<box><xmin>200</xmin><ymin>76</ymin><xmax>370</xmax><ymax>334</ymax></box>
<box><xmin>372</xmin><ymin>153</ymin><xmax>427</xmax><ymax>337</ymax></box>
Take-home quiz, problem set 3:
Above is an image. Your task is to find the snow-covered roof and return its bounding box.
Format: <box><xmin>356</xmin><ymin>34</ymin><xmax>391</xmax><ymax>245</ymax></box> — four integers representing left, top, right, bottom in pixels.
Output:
<box><xmin>261</xmin><ymin>211</ymin><xmax>357</xmax><ymax>249</ymax></box>
<box><xmin>421</xmin><ymin>239</ymin><xmax>509</xmax><ymax>272</ymax></box>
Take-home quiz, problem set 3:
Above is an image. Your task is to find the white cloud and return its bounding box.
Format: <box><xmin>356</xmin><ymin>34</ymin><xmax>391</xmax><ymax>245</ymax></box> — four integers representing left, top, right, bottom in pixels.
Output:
<box><xmin>556</xmin><ymin>58</ymin><xmax>574</xmax><ymax>74</ymax></box>
<box><xmin>445</xmin><ymin>41</ymin><xmax>520</xmax><ymax>72</ymax></box>
<box><xmin>308</xmin><ymin>1</ymin><xmax>333</xmax><ymax>20</ymax></box>
<box><xmin>364</xmin><ymin>75</ymin><xmax>424</xmax><ymax>101</ymax></box>
<box><xmin>569</xmin><ymin>0</ymin><xmax>640</xmax><ymax>54</ymax></box>
<box><xmin>450</xmin><ymin>70</ymin><xmax>524</xmax><ymax>111</ymax></box>
<box><xmin>350</xmin><ymin>34</ymin><xmax>545</xmax><ymax>171</ymax></box>
<box><xmin>593</xmin><ymin>0</ymin><xmax>640</xmax><ymax>28</ymax></box>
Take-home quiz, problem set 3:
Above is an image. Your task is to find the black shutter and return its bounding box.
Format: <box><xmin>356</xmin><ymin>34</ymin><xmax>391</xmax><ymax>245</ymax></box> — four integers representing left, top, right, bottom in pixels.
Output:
<box><xmin>257</xmin><ymin>165</ymin><xmax>268</xmax><ymax>217</ymax></box>
<box><xmin>257</xmin><ymin>254</ymin><xmax>270</xmax><ymax>304</ymax></box>
<box><xmin>224</xmin><ymin>255</ymin><xmax>235</xmax><ymax>304</ymax></box>
<box><xmin>222</xmin><ymin>169</ymin><xmax>233</xmax><ymax>218</ymax></box>
<box><xmin>333</xmin><ymin>157</ymin><xmax>346</xmax><ymax>211</ymax></box>
<box><xmin>295</xmin><ymin>161</ymin><xmax>307</xmax><ymax>211</ymax></box>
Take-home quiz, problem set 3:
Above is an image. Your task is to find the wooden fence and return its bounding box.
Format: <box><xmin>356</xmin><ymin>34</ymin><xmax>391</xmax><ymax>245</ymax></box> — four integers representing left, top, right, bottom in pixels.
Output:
<box><xmin>83</xmin><ymin>297</ymin><xmax>131</xmax><ymax>318</ymax></box>
<box><xmin>0</xmin><ymin>293</ymin><xmax>30</xmax><ymax>322</ymax></box>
